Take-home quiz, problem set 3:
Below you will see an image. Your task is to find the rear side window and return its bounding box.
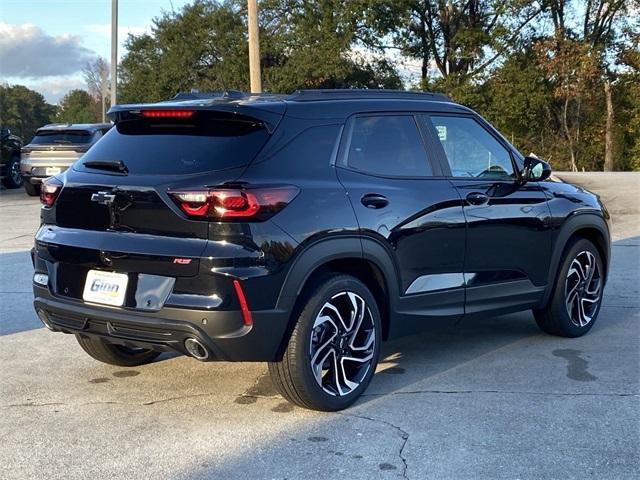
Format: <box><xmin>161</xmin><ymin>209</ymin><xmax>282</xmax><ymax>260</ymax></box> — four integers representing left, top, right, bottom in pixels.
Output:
<box><xmin>76</xmin><ymin>111</ymin><xmax>269</xmax><ymax>175</ymax></box>
<box><xmin>425</xmin><ymin>116</ymin><xmax>515</xmax><ymax>179</ymax></box>
<box><xmin>346</xmin><ymin>115</ymin><xmax>432</xmax><ymax>177</ymax></box>
<box><xmin>31</xmin><ymin>130</ymin><xmax>92</xmax><ymax>145</ymax></box>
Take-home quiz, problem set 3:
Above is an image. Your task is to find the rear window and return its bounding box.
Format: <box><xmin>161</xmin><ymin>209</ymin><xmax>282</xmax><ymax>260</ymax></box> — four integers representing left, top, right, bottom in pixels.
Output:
<box><xmin>31</xmin><ymin>130</ymin><xmax>93</xmax><ymax>145</ymax></box>
<box><xmin>347</xmin><ymin>115</ymin><xmax>433</xmax><ymax>177</ymax></box>
<box><xmin>76</xmin><ymin>111</ymin><xmax>269</xmax><ymax>175</ymax></box>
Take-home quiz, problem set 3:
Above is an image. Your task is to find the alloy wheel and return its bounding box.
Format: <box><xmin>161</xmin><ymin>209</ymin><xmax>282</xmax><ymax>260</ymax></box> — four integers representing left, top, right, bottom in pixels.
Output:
<box><xmin>10</xmin><ymin>159</ymin><xmax>22</xmax><ymax>186</ymax></box>
<box><xmin>565</xmin><ymin>250</ymin><xmax>602</xmax><ymax>327</ymax></box>
<box><xmin>309</xmin><ymin>291</ymin><xmax>376</xmax><ymax>396</ymax></box>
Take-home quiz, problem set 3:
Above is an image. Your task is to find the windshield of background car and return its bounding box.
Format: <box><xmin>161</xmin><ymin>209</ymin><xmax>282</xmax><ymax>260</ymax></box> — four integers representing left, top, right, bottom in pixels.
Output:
<box><xmin>31</xmin><ymin>130</ymin><xmax>93</xmax><ymax>145</ymax></box>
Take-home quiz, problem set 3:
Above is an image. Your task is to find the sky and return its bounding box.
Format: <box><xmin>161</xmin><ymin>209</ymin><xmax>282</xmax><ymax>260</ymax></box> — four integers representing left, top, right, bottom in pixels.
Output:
<box><xmin>0</xmin><ymin>0</ymin><xmax>193</xmax><ymax>103</ymax></box>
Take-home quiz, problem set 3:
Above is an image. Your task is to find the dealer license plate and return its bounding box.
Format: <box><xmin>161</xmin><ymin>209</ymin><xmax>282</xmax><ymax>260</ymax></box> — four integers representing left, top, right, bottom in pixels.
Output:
<box><xmin>82</xmin><ymin>270</ymin><xmax>129</xmax><ymax>306</ymax></box>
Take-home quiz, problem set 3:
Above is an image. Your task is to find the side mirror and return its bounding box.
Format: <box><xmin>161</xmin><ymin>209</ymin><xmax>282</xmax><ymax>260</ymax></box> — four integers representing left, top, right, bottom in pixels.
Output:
<box><xmin>521</xmin><ymin>156</ymin><xmax>551</xmax><ymax>182</ymax></box>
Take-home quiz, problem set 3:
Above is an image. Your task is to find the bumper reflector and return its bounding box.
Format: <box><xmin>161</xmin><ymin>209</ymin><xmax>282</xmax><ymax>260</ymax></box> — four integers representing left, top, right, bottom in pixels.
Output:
<box><xmin>232</xmin><ymin>280</ymin><xmax>253</xmax><ymax>327</ymax></box>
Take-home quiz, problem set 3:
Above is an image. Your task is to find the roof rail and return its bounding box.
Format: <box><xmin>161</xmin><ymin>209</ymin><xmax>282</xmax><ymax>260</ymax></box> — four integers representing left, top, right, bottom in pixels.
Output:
<box><xmin>289</xmin><ymin>89</ymin><xmax>451</xmax><ymax>102</ymax></box>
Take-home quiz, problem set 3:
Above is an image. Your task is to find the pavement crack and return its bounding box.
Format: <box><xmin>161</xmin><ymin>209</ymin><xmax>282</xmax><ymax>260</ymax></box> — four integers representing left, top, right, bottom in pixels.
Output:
<box><xmin>140</xmin><ymin>393</ymin><xmax>215</xmax><ymax>405</ymax></box>
<box><xmin>336</xmin><ymin>411</ymin><xmax>410</xmax><ymax>479</ymax></box>
<box><xmin>1</xmin><ymin>234</ymin><xmax>32</xmax><ymax>242</ymax></box>
<box><xmin>362</xmin><ymin>389</ymin><xmax>639</xmax><ymax>398</ymax></box>
<box><xmin>1</xmin><ymin>393</ymin><xmax>219</xmax><ymax>409</ymax></box>
<box><xmin>3</xmin><ymin>402</ymin><xmax>66</xmax><ymax>408</ymax></box>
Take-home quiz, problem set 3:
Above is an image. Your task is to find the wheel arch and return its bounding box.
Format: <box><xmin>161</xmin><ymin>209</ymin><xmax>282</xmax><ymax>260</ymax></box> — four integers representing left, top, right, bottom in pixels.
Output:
<box><xmin>274</xmin><ymin>236</ymin><xmax>400</xmax><ymax>357</ymax></box>
<box><xmin>540</xmin><ymin>212</ymin><xmax>611</xmax><ymax>308</ymax></box>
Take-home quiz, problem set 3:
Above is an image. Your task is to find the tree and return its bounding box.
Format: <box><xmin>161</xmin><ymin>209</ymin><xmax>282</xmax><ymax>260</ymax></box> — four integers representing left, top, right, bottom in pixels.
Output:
<box><xmin>540</xmin><ymin>0</ymin><xmax>630</xmax><ymax>171</ymax></box>
<box><xmin>581</xmin><ymin>0</ymin><xmax>630</xmax><ymax>171</ymax></box>
<box><xmin>83</xmin><ymin>57</ymin><xmax>110</xmax><ymax>122</ymax></box>
<box><xmin>56</xmin><ymin>89</ymin><xmax>99</xmax><ymax>124</ymax></box>
<box><xmin>535</xmin><ymin>38</ymin><xmax>600</xmax><ymax>171</ymax></box>
<box><xmin>481</xmin><ymin>47</ymin><xmax>554</xmax><ymax>158</ymax></box>
<box><xmin>0</xmin><ymin>84</ymin><xmax>56</xmax><ymax>141</ymax></box>
<box><xmin>113</xmin><ymin>0</ymin><xmax>639</xmax><ymax>171</ymax></box>
<box><xmin>355</xmin><ymin>0</ymin><xmax>543</xmax><ymax>91</ymax></box>
<box><xmin>613</xmin><ymin>27</ymin><xmax>640</xmax><ymax>170</ymax></box>
<box><xmin>259</xmin><ymin>0</ymin><xmax>401</xmax><ymax>90</ymax></box>
<box><xmin>119</xmin><ymin>0</ymin><xmax>401</xmax><ymax>103</ymax></box>
<box><xmin>120</xmin><ymin>1</ymin><xmax>249</xmax><ymax>103</ymax></box>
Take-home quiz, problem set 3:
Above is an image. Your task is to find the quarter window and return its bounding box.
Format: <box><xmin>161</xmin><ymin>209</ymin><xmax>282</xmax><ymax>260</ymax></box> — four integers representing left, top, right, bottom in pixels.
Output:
<box><xmin>347</xmin><ymin>115</ymin><xmax>432</xmax><ymax>177</ymax></box>
<box><xmin>426</xmin><ymin>116</ymin><xmax>515</xmax><ymax>179</ymax></box>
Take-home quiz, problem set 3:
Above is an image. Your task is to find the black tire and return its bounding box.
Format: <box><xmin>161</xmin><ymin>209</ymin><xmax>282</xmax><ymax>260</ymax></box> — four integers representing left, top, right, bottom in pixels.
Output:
<box><xmin>75</xmin><ymin>334</ymin><xmax>161</xmax><ymax>367</ymax></box>
<box><xmin>2</xmin><ymin>156</ymin><xmax>23</xmax><ymax>189</ymax></box>
<box><xmin>268</xmin><ymin>274</ymin><xmax>382</xmax><ymax>411</ymax></box>
<box><xmin>24</xmin><ymin>181</ymin><xmax>40</xmax><ymax>196</ymax></box>
<box><xmin>534</xmin><ymin>238</ymin><xmax>604</xmax><ymax>337</ymax></box>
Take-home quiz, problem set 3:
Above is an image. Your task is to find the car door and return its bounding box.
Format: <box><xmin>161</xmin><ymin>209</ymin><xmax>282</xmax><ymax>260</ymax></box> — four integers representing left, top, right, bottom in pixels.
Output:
<box><xmin>336</xmin><ymin>113</ymin><xmax>467</xmax><ymax>336</ymax></box>
<box><xmin>420</xmin><ymin>114</ymin><xmax>552</xmax><ymax>316</ymax></box>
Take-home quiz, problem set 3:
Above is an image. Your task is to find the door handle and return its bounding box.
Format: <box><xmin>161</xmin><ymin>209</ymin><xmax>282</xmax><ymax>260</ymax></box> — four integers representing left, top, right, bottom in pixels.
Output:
<box><xmin>361</xmin><ymin>193</ymin><xmax>389</xmax><ymax>209</ymax></box>
<box><xmin>466</xmin><ymin>192</ymin><xmax>489</xmax><ymax>205</ymax></box>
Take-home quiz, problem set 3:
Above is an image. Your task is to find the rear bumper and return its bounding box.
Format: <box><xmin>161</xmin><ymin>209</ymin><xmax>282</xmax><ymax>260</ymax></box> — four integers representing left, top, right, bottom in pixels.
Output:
<box><xmin>20</xmin><ymin>162</ymin><xmax>71</xmax><ymax>181</ymax></box>
<box><xmin>33</xmin><ymin>285</ymin><xmax>290</xmax><ymax>362</ymax></box>
<box><xmin>23</xmin><ymin>175</ymin><xmax>43</xmax><ymax>185</ymax></box>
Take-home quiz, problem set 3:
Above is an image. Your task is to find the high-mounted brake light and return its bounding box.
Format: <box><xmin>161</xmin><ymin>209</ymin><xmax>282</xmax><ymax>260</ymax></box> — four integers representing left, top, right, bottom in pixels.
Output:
<box><xmin>40</xmin><ymin>177</ymin><xmax>63</xmax><ymax>207</ymax></box>
<box><xmin>141</xmin><ymin>110</ymin><xmax>194</xmax><ymax>118</ymax></box>
<box><xmin>168</xmin><ymin>186</ymin><xmax>299</xmax><ymax>221</ymax></box>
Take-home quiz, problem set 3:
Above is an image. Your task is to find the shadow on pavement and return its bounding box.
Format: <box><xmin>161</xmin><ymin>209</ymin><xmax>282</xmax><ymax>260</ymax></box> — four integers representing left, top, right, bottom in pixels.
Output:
<box><xmin>0</xmin><ymin>250</ymin><xmax>40</xmax><ymax>335</ymax></box>
<box><xmin>1</xmin><ymin>232</ymin><xmax>638</xmax><ymax>478</ymax></box>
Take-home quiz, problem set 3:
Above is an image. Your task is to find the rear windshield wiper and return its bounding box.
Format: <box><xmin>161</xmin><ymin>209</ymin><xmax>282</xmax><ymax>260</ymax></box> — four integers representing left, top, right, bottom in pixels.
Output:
<box><xmin>83</xmin><ymin>160</ymin><xmax>129</xmax><ymax>174</ymax></box>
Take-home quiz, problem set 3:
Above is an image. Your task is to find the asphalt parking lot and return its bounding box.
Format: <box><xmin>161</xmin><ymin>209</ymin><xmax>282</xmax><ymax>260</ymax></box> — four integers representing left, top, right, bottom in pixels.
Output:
<box><xmin>1</xmin><ymin>173</ymin><xmax>638</xmax><ymax>480</ymax></box>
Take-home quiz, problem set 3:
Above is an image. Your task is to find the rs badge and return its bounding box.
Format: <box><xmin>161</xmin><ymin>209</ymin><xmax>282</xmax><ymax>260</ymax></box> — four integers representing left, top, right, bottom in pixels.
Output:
<box><xmin>173</xmin><ymin>258</ymin><xmax>192</xmax><ymax>265</ymax></box>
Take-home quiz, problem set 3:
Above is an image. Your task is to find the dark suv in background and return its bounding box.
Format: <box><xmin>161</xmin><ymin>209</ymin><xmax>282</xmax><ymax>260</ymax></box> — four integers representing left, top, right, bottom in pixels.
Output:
<box><xmin>1</xmin><ymin>127</ymin><xmax>23</xmax><ymax>189</ymax></box>
<box><xmin>20</xmin><ymin>123</ymin><xmax>111</xmax><ymax>196</ymax></box>
<box><xmin>32</xmin><ymin>90</ymin><xmax>610</xmax><ymax>411</ymax></box>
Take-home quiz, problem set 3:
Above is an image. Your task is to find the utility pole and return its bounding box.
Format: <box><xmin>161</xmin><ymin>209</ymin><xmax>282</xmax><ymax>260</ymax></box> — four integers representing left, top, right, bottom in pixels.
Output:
<box><xmin>247</xmin><ymin>0</ymin><xmax>262</xmax><ymax>93</ymax></box>
<box><xmin>110</xmin><ymin>0</ymin><xmax>118</xmax><ymax>107</ymax></box>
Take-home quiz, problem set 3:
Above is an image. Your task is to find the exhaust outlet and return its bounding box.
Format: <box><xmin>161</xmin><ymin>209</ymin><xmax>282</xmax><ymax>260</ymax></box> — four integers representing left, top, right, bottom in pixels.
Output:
<box><xmin>184</xmin><ymin>337</ymin><xmax>209</xmax><ymax>361</ymax></box>
<box><xmin>36</xmin><ymin>308</ymin><xmax>55</xmax><ymax>331</ymax></box>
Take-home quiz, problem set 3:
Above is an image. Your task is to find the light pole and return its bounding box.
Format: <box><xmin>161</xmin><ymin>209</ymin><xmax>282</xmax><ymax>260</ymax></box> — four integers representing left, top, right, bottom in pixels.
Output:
<box><xmin>110</xmin><ymin>0</ymin><xmax>118</xmax><ymax>107</ymax></box>
<box><xmin>247</xmin><ymin>0</ymin><xmax>262</xmax><ymax>93</ymax></box>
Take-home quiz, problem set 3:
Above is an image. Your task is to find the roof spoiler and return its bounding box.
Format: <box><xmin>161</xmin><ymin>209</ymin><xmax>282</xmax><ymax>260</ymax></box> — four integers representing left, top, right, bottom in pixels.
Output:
<box><xmin>107</xmin><ymin>93</ymin><xmax>286</xmax><ymax>133</ymax></box>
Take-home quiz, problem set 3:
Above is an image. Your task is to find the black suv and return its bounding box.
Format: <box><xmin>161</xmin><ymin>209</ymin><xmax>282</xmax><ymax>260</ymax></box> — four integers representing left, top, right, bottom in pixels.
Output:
<box><xmin>32</xmin><ymin>90</ymin><xmax>611</xmax><ymax>411</ymax></box>
<box><xmin>1</xmin><ymin>127</ymin><xmax>23</xmax><ymax>189</ymax></box>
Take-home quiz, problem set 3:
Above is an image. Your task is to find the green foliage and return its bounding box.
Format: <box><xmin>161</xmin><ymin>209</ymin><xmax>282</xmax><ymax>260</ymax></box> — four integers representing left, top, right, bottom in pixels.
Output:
<box><xmin>56</xmin><ymin>89</ymin><xmax>100</xmax><ymax>124</ymax></box>
<box><xmin>0</xmin><ymin>84</ymin><xmax>56</xmax><ymax>142</ymax></box>
<box><xmin>259</xmin><ymin>0</ymin><xmax>401</xmax><ymax>90</ymax></box>
<box><xmin>614</xmin><ymin>72</ymin><xmax>640</xmax><ymax>170</ymax></box>
<box><xmin>476</xmin><ymin>49</ymin><xmax>552</xmax><ymax>153</ymax></box>
<box><xmin>119</xmin><ymin>0</ymin><xmax>400</xmax><ymax>103</ymax></box>
<box><xmin>120</xmin><ymin>1</ymin><xmax>251</xmax><ymax>102</ymax></box>
<box><xmin>114</xmin><ymin>0</ymin><xmax>639</xmax><ymax>170</ymax></box>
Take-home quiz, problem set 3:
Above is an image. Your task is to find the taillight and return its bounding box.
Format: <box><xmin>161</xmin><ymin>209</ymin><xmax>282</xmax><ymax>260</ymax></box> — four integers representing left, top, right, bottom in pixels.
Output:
<box><xmin>141</xmin><ymin>110</ymin><xmax>194</xmax><ymax>118</ymax></box>
<box><xmin>40</xmin><ymin>177</ymin><xmax>63</xmax><ymax>207</ymax></box>
<box><xmin>168</xmin><ymin>186</ymin><xmax>299</xmax><ymax>221</ymax></box>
